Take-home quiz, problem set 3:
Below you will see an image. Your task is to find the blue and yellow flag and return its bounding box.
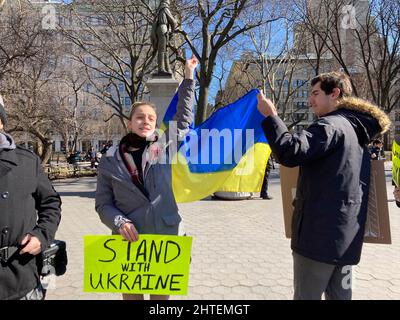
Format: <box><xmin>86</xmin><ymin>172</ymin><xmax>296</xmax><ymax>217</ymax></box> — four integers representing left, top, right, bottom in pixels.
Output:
<box><xmin>164</xmin><ymin>88</ymin><xmax>271</xmax><ymax>203</ymax></box>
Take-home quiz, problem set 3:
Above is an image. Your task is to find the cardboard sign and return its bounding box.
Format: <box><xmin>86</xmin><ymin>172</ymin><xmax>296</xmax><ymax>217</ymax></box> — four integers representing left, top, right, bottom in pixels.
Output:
<box><xmin>84</xmin><ymin>234</ymin><xmax>192</xmax><ymax>295</ymax></box>
<box><xmin>280</xmin><ymin>160</ymin><xmax>391</xmax><ymax>244</ymax></box>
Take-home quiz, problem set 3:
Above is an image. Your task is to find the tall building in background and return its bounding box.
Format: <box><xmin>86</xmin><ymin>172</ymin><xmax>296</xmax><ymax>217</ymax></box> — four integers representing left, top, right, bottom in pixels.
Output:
<box><xmin>222</xmin><ymin>0</ymin><xmax>398</xmax><ymax>144</ymax></box>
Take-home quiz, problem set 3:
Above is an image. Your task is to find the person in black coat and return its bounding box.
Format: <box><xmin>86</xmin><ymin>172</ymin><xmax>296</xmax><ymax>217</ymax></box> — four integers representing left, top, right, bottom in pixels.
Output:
<box><xmin>0</xmin><ymin>98</ymin><xmax>61</xmax><ymax>300</ymax></box>
<box><xmin>370</xmin><ymin>139</ymin><xmax>384</xmax><ymax>160</ymax></box>
<box><xmin>257</xmin><ymin>72</ymin><xmax>390</xmax><ymax>300</ymax></box>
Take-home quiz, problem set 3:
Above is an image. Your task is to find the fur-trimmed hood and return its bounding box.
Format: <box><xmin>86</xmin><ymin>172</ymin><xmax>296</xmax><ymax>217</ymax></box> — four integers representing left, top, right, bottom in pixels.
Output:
<box><xmin>337</xmin><ymin>97</ymin><xmax>390</xmax><ymax>134</ymax></box>
<box><xmin>335</xmin><ymin>97</ymin><xmax>391</xmax><ymax>144</ymax></box>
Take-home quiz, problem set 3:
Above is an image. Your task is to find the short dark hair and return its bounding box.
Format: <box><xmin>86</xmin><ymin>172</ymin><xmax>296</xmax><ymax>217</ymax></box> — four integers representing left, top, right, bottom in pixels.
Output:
<box><xmin>372</xmin><ymin>139</ymin><xmax>382</xmax><ymax>145</ymax></box>
<box><xmin>311</xmin><ymin>72</ymin><xmax>353</xmax><ymax>98</ymax></box>
<box><xmin>129</xmin><ymin>101</ymin><xmax>157</xmax><ymax>120</ymax></box>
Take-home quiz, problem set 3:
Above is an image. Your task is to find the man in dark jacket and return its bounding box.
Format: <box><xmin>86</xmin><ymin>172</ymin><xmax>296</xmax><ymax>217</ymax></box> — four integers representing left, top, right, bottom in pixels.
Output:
<box><xmin>370</xmin><ymin>139</ymin><xmax>384</xmax><ymax>160</ymax></box>
<box><xmin>257</xmin><ymin>72</ymin><xmax>390</xmax><ymax>300</ymax></box>
<box><xmin>0</xmin><ymin>97</ymin><xmax>61</xmax><ymax>300</ymax></box>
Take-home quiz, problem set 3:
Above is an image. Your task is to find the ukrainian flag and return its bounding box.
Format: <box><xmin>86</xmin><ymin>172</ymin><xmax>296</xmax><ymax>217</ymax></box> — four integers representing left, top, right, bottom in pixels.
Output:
<box><xmin>163</xmin><ymin>88</ymin><xmax>271</xmax><ymax>203</ymax></box>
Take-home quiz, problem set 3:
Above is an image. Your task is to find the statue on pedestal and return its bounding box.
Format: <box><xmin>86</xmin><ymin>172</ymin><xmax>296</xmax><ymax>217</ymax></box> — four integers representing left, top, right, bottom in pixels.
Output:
<box><xmin>151</xmin><ymin>0</ymin><xmax>177</xmax><ymax>77</ymax></box>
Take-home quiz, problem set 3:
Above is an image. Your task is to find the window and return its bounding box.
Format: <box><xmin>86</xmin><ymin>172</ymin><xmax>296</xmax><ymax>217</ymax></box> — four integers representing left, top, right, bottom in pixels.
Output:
<box><xmin>84</xmin><ymin>57</ymin><xmax>92</xmax><ymax>66</ymax></box>
<box><xmin>118</xmin><ymin>83</ymin><xmax>125</xmax><ymax>92</ymax></box>
<box><xmin>293</xmin><ymin>113</ymin><xmax>304</xmax><ymax>121</ymax></box>
<box><xmin>295</xmin><ymin>101</ymin><xmax>308</xmax><ymax>109</ymax></box>
<box><xmin>92</xmin><ymin>109</ymin><xmax>99</xmax><ymax>120</ymax></box>
<box><xmin>293</xmin><ymin>79</ymin><xmax>307</xmax><ymax>88</ymax></box>
<box><xmin>85</xmin><ymin>83</ymin><xmax>92</xmax><ymax>93</ymax></box>
<box><xmin>295</xmin><ymin>90</ymin><xmax>304</xmax><ymax>98</ymax></box>
<box><xmin>395</xmin><ymin>112</ymin><xmax>400</xmax><ymax>122</ymax></box>
<box><xmin>125</xmin><ymin>97</ymin><xmax>131</xmax><ymax>106</ymax></box>
<box><xmin>82</xmin><ymin>97</ymin><xmax>88</xmax><ymax>107</ymax></box>
<box><xmin>396</xmin><ymin>126</ymin><xmax>400</xmax><ymax>135</ymax></box>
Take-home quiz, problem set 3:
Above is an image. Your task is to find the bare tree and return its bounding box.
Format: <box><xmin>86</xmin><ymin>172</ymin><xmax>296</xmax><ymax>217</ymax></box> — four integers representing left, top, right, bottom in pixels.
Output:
<box><xmin>0</xmin><ymin>0</ymin><xmax>43</xmax><ymax>80</ymax></box>
<box><xmin>4</xmin><ymin>54</ymin><xmax>60</xmax><ymax>164</ymax></box>
<box><xmin>296</xmin><ymin>0</ymin><xmax>399</xmax><ymax>146</ymax></box>
<box><xmin>0</xmin><ymin>2</ymin><xmax>66</xmax><ymax>163</ymax></box>
<box><xmin>297</xmin><ymin>0</ymin><xmax>400</xmax><ymax>110</ymax></box>
<box><xmin>220</xmin><ymin>16</ymin><xmax>322</xmax><ymax>130</ymax></box>
<box><xmin>176</xmin><ymin>0</ymin><xmax>285</xmax><ymax>124</ymax></box>
<box><xmin>60</xmin><ymin>0</ymin><xmax>171</xmax><ymax>132</ymax></box>
<box><xmin>51</xmin><ymin>70</ymin><xmax>95</xmax><ymax>155</ymax></box>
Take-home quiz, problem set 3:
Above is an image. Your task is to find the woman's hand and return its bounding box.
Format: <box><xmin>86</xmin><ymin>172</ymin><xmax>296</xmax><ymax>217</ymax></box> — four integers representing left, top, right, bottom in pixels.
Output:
<box><xmin>119</xmin><ymin>222</ymin><xmax>139</xmax><ymax>242</ymax></box>
<box><xmin>184</xmin><ymin>55</ymin><xmax>198</xmax><ymax>80</ymax></box>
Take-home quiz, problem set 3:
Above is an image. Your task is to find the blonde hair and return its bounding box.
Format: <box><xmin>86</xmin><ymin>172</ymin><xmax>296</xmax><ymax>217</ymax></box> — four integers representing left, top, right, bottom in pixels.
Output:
<box><xmin>129</xmin><ymin>101</ymin><xmax>157</xmax><ymax>120</ymax></box>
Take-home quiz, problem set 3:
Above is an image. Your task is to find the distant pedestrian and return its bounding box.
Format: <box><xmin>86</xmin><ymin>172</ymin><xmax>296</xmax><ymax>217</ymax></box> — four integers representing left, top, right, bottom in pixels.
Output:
<box><xmin>260</xmin><ymin>156</ymin><xmax>275</xmax><ymax>200</ymax></box>
<box><xmin>100</xmin><ymin>141</ymin><xmax>112</xmax><ymax>155</ymax></box>
<box><xmin>370</xmin><ymin>139</ymin><xmax>384</xmax><ymax>160</ymax></box>
<box><xmin>87</xmin><ymin>147</ymin><xmax>98</xmax><ymax>168</ymax></box>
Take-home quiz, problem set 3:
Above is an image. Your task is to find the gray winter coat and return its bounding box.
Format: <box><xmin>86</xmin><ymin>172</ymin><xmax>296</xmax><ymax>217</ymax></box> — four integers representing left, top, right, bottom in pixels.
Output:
<box><xmin>95</xmin><ymin>79</ymin><xmax>195</xmax><ymax>235</ymax></box>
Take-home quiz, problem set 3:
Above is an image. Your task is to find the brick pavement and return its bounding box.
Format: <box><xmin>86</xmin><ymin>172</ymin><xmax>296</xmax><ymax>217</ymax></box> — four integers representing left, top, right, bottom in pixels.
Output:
<box><xmin>45</xmin><ymin>167</ymin><xmax>400</xmax><ymax>300</ymax></box>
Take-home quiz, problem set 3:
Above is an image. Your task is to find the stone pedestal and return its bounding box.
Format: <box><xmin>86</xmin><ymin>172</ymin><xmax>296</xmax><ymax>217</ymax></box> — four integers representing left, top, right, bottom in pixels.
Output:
<box><xmin>146</xmin><ymin>76</ymin><xmax>179</xmax><ymax>125</ymax></box>
<box><xmin>213</xmin><ymin>192</ymin><xmax>253</xmax><ymax>200</ymax></box>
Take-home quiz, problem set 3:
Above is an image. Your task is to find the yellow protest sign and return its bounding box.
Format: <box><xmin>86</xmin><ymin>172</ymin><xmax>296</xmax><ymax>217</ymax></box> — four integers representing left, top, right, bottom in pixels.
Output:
<box><xmin>392</xmin><ymin>137</ymin><xmax>400</xmax><ymax>187</ymax></box>
<box><xmin>84</xmin><ymin>234</ymin><xmax>192</xmax><ymax>295</ymax></box>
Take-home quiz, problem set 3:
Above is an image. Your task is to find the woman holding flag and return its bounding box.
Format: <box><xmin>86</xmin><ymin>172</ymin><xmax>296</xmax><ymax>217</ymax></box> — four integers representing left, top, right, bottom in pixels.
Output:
<box><xmin>95</xmin><ymin>56</ymin><xmax>198</xmax><ymax>300</ymax></box>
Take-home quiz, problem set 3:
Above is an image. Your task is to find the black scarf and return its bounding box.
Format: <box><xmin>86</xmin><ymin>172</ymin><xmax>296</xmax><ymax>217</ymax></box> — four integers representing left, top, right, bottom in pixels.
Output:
<box><xmin>119</xmin><ymin>133</ymin><xmax>157</xmax><ymax>196</ymax></box>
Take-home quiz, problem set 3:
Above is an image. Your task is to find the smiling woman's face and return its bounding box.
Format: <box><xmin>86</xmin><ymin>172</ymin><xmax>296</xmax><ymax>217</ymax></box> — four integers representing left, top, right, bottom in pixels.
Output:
<box><xmin>128</xmin><ymin>105</ymin><xmax>157</xmax><ymax>138</ymax></box>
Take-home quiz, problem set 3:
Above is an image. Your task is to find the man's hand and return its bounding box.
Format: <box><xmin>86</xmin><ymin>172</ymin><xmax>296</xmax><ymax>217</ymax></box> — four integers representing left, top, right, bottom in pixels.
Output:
<box><xmin>184</xmin><ymin>55</ymin><xmax>198</xmax><ymax>80</ymax></box>
<box><xmin>119</xmin><ymin>222</ymin><xmax>139</xmax><ymax>242</ymax></box>
<box><xmin>20</xmin><ymin>234</ymin><xmax>42</xmax><ymax>255</ymax></box>
<box><xmin>257</xmin><ymin>91</ymin><xmax>278</xmax><ymax>117</ymax></box>
<box><xmin>394</xmin><ymin>187</ymin><xmax>400</xmax><ymax>202</ymax></box>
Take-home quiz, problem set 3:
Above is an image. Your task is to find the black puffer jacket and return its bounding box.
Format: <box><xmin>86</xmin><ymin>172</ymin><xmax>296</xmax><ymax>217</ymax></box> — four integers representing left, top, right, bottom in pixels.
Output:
<box><xmin>262</xmin><ymin>97</ymin><xmax>390</xmax><ymax>265</ymax></box>
<box><xmin>0</xmin><ymin>145</ymin><xmax>61</xmax><ymax>300</ymax></box>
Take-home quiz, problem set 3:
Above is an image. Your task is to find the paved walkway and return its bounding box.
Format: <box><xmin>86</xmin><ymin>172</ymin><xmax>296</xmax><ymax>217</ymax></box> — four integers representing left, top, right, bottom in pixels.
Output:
<box><xmin>46</xmin><ymin>166</ymin><xmax>400</xmax><ymax>300</ymax></box>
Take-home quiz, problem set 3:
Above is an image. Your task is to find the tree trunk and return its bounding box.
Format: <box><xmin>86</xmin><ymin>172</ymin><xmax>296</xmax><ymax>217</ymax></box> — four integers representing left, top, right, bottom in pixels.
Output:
<box><xmin>383</xmin><ymin>131</ymin><xmax>390</xmax><ymax>153</ymax></box>
<box><xmin>73</xmin><ymin>133</ymin><xmax>79</xmax><ymax>153</ymax></box>
<box><xmin>196</xmin><ymin>84</ymin><xmax>209</xmax><ymax>126</ymax></box>
<box><xmin>41</xmin><ymin>140</ymin><xmax>53</xmax><ymax>165</ymax></box>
